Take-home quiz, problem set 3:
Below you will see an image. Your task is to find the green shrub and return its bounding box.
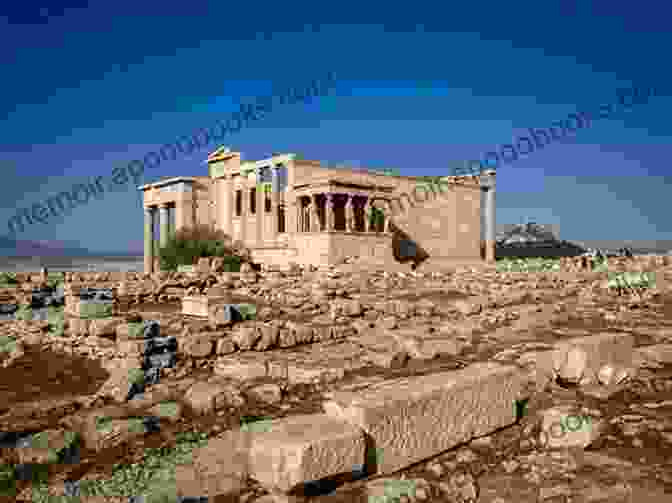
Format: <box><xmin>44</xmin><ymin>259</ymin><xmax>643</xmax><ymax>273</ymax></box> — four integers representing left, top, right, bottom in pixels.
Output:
<box><xmin>591</xmin><ymin>256</ymin><xmax>609</xmax><ymax>272</ymax></box>
<box><xmin>368</xmin><ymin>207</ymin><xmax>385</xmax><ymax>230</ymax></box>
<box><xmin>236</xmin><ymin>303</ymin><xmax>257</xmax><ymax>320</ymax></box>
<box><xmin>127</xmin><ymin>418</ymin><xmax>147</xmax><ymax>434</ymax></box>
<box><xmin>607</xmin><ymin>271</ymin><xmax>655</xmax><ymax>292</ymax></box>
<box><xmin>79</xmin><ymin>302</ymin><xmax>113</xmax><ymax>319</ymax></box>
<box><xmin>46</xmin><ymin>272</ymin><xmax>65</xmax><ymax>289</ymax></box>
<box><xmin>155</xmin><ymin>401</ymin><xmax>180</xmax><ymax>419</ymax></box>
<box><xmin>28</xmin><ymin>430</ymin><xmax>80</xmax><ymax>464</ymax></box>
<box><xmin>222</xmin><ymin>255</ymin><xmax>241</xmax><ymax>272</ymax></box>
<box><xmin>15</xmin><ymin>304</ymin><xmax>33</xmax><ymax>321</ymax></box>
<box><xmin>71</xmin><ymin>430</ymin><xmax>209</xmax><ymax>498</ymax></box>
<box><xmin>143</xmin><ymin>483</ymin><xmax>178</xmax><ymax>503</ymax></box>
<box><xmin>496</xmin><ymin>257</ymin><xmax>561</xmax><ymax>273</ymax></box>
<box><xmin>158</xmin><ymin>224</ymin><xmax>242</xmax><ymax>272</ymax></box>
<box><xmin>0</xmin><ymin>272</ymin><xmax>17</xmax><ymax>287</ymax></box>
<box><xmin>0</xmin><ymin>335</ymin><xmax>17</xmax><ymax>353</ymax></box>
<box><xmin>515</xmin><ymin>398</ymin><xmax>529</xmax><ymax>420</ymax></box>
<box><xmin>367</xmin><ymin>479</ymin><xmax>417</xmax><ymax>503</ymax></box>
<box><xmin>128</xmin><ymin>321</ymin><xmax>145</xmax><ymax>338</ymax></box>
<box><xmin>240</xmin><ymin>415</ymin><xmax>273</xmax><ymax>433</ymax></box>
<box><xmin>128</xmin><ymin>367</ymin><xmax>145</xmax><ymax>386</ymax></box>
<box><xmin>0</xmin><ymin>463</ymin><xmax>17</xmax><ymax>497</ymax></box>
<box><xmin>27</xmin><ymin>429</ymin><xmax>212</xmax><ymax>500</ymax></box>
<box><xmin>95</xmin><ymin>415</ymin><xmax>114</xmax><ymax>434</ymax></box>
<box><xmin>47</xmin><ymin>306</ymin><xmax>65</xmax><ymax>336</ymax></box>
<box><xmin>46</xmin><ymin>279</ymin><xmax>65</xmax><ymax>290</ymax></box>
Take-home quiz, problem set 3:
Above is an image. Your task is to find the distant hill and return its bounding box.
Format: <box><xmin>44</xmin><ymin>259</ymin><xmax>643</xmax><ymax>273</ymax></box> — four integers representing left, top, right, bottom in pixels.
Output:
<box><xmin>496</xmin><ymin>223</ymin><xmax>587</xmax><ymax>258</ymax></box>
<box><xmin>495</xmin><ymin>224</ymin><xmax>672</xmax><ymax>258</ymax></box>
<box><xmin>0</xmin><ymin>236</ymin><xmax>133</xmax><ymax>257</ymax></box>
<box><xmin>497</xmin><ymin>223</ymin><xmax>560</xmax><ymax>241</ymax></box>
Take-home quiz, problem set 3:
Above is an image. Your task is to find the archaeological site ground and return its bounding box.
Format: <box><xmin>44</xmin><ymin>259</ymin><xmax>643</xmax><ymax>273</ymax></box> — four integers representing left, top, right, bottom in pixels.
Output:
<box><xmin>0</xmin><ymin>254</ymin><xmax>671</xmax><ymax>502</ymax></box>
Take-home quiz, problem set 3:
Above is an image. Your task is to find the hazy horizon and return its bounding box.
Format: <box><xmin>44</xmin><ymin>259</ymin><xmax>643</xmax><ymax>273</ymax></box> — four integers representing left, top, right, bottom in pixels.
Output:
<box><xmin>2</xmin><ymin>223</ymin><xmax>672</xmax><ymax>258</ymax></box>
<box><xmin>2</xmin><ymin>239</ymin><xmax>672</xmax><ymax>260</ymax></box>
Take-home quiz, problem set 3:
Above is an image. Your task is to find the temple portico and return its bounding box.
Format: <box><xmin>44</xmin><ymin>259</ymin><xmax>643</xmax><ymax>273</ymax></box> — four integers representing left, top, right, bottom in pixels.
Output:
<box><xmin>139</xmin><ymin>146</ymin><xmax>496</xmax><ymax>272</ymax></box>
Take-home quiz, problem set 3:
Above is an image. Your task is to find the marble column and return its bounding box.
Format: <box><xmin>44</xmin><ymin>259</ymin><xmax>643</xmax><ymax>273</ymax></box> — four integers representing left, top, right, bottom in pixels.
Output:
<box><xmin>304</xmin><ymin>198</ymin><xmax>311</xmax><ymax>232</ymax></box>
<box><xmin>298</xmin><ymin>198</ymin><xmax>305</xmax><ymax>232</ymax></box>
<box><xmin>285</xmin><ymin>198</ymin><xmax>298</xmax><ymax>234</ymax></box>
<box><xmin>144</xmin><ymin>207</ymin><xmax>154</xmax><ymax>274</ymax></box>
<box><xmin>159</xmin><ymin>204</ymin><xmax>170</xmax><ymax>249</ymax></box>
<box><xmin>168</xmin><ymin>205</ymin><xmax>175</xmax><ymax>239</ymax></box>
<box><xmin>310</xmin><ymin>194</ymin><xmax>320</xmax><ymax>232</ymax></box>
<box><xmin>240</xmin><ymin>176</ymin><xmax>248</xmax><ymax>245</ymax></box>
<box><xmin>304</xmin><ymin>201</ymin><xmax>310</xmax><ymax>232</ymax></box>
<box><xmin>219</xmin><ymin>174</ymin><xmax>233</xmax><ymax>237</ymax></box>
<box><xmin>255</xmin><ymin>168</ymin><xmax>264</xmax><ymax>245</ymax></box>
<box><xmin>270</xmin><ymin>165</ymin><xmax>280</xmax><ymax>240</ymax></box>
<box><xmin>325</xmin><ymin>193</ymin><xmax>335</xmax><ymax>231</ymax></box>
<box><xmin>297</xmin><ymin>197</ymin><xmax>302</xmax><ymax>232</ymax></box>
<box><xmin>481</xmin><ymin>169</ymin><xmax>497</xmax><ymax>262</ymax></box>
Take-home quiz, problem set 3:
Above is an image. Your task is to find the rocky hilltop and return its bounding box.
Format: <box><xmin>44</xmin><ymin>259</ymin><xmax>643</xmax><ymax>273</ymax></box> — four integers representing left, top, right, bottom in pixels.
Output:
<box><xmin>496</xmin><ymin>222</ymin><xmax>587</xmax><ymax>258</ymax></box>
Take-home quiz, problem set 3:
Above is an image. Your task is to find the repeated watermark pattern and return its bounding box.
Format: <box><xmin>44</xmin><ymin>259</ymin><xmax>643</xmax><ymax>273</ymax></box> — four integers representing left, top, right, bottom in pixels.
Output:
<box><xmin>449</xmin><ymin>83</ymin><xmax>657</xmax><ymax>176</ymax></box>
<box><xmin>515</xmin><ymin>400</ymin><xmax>594</xmax><ymax>446</ymax></box>
<box><xmin>368</xmin><ymin>177</ymin><xmax>454</xmax><ymax>219</ymax></box>
<box><xmin>7</xmin><ymin>72</ymin><xmax>337</xmax><ymax>236</ymax></box>
<box><xmin>362</xmin><ymin>84</ymin><xmax>658</xmax><ymax>220</ymax></box>
<box><xmin>349</xmin><ymin>166</ymin><xmax>400</xmax><ymax>176</ymax></box>
<box><xmin>539</xmin><ymin>414</ymin><xmax>593</xmax><ymax>443</ymax></box>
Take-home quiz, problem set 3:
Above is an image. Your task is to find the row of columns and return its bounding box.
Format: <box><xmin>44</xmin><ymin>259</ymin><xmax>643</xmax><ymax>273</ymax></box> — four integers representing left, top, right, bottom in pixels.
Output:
<box><xmin>216</xmin><ymin>164</ymin><xmax>283</xmax><ymax>247</ymax></box>
<box><xmin>296</xmin><ymin>171</ymin><xmax>497</xmax><ymax>263</ymax></box>
<box><xmin>297</xmin><ymin>193</ymin><xmax>391</xmax><ymax>233</ymax></box>
<box><xmin>144</xmin><ymin>203</ymin><xmax>174</xmax><ymax>274</ymax></box>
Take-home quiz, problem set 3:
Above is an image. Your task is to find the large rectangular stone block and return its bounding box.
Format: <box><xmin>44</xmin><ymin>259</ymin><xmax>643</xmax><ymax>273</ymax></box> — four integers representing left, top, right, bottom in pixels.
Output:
<box><xmin>177</xmin><ymin>428</ymin><xmax>252</xmax><ymax>498</ymax></box>
<box><xmin>322</xmin><ymin>362</ymin><xmax>527</xmax><ymax>475</ymax></box>
<box><xmin>248</xmin><ymin>413</ymin><xmax>366</xmax><ymax>492</ymax></box>
<box><xmin>182</xmin><ymin>295</ymin><xmax>209</xmax><ymax>317</ymax></box>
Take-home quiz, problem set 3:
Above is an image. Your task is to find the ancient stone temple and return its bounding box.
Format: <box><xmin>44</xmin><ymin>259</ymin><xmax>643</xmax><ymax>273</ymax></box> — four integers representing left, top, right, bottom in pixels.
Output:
<box><xmin>139</xmin><ymin>146</ymin><xmax>496</xmax><ymax>272</ymax></box>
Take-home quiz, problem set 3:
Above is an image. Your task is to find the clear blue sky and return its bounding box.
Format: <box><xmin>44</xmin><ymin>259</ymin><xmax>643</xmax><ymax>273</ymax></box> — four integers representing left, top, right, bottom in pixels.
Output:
<box><xmin>1</xmin><ymin>1</ymin><xmax>670</xmax><ymax>254</ymax></box>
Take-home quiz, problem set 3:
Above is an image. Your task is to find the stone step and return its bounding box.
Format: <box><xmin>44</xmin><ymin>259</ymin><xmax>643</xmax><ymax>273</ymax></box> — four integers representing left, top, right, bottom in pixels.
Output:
<box><xmin>247</xmin><ymin>413</ymin><xmax>366</xmax><ymax>492</ymax></box>
<box><xmin>322</xmin><ymin>362</ymin><xmax>527</xmax><ymax>475</ymax></box>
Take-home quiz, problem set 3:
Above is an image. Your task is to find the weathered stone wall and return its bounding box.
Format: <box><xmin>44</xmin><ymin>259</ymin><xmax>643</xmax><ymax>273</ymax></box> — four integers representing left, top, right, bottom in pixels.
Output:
<box><xmin>391</xmin><ymin>179</ymin><xmax>482</xmax><ymax>263</ymax></box>
<box><xmin>1</xmin><ymin>255</ymin><xmax>669</xmax><ymax>307</ymax></box>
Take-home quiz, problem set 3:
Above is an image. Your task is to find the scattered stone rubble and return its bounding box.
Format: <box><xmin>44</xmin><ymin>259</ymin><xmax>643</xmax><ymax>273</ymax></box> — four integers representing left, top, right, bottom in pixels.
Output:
<box><xmin>0</xmin><ymin>255</ymin><xmax>671</xmax><ymax>502</ymax></box>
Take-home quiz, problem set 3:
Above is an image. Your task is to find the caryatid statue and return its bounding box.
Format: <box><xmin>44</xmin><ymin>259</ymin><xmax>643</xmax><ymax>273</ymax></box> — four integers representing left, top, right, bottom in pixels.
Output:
<box><xmin>345</xmin><ymin>196</ymin><xmax>355</xmax><ymax>232</ymax></box>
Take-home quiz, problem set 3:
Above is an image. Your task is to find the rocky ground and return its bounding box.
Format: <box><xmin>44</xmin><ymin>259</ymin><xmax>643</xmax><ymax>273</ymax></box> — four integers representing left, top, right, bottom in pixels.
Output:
<box><xmin>0</xmin><ymin>259</ymin><xmax>671</xmax><ymax>502</ymax></box>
